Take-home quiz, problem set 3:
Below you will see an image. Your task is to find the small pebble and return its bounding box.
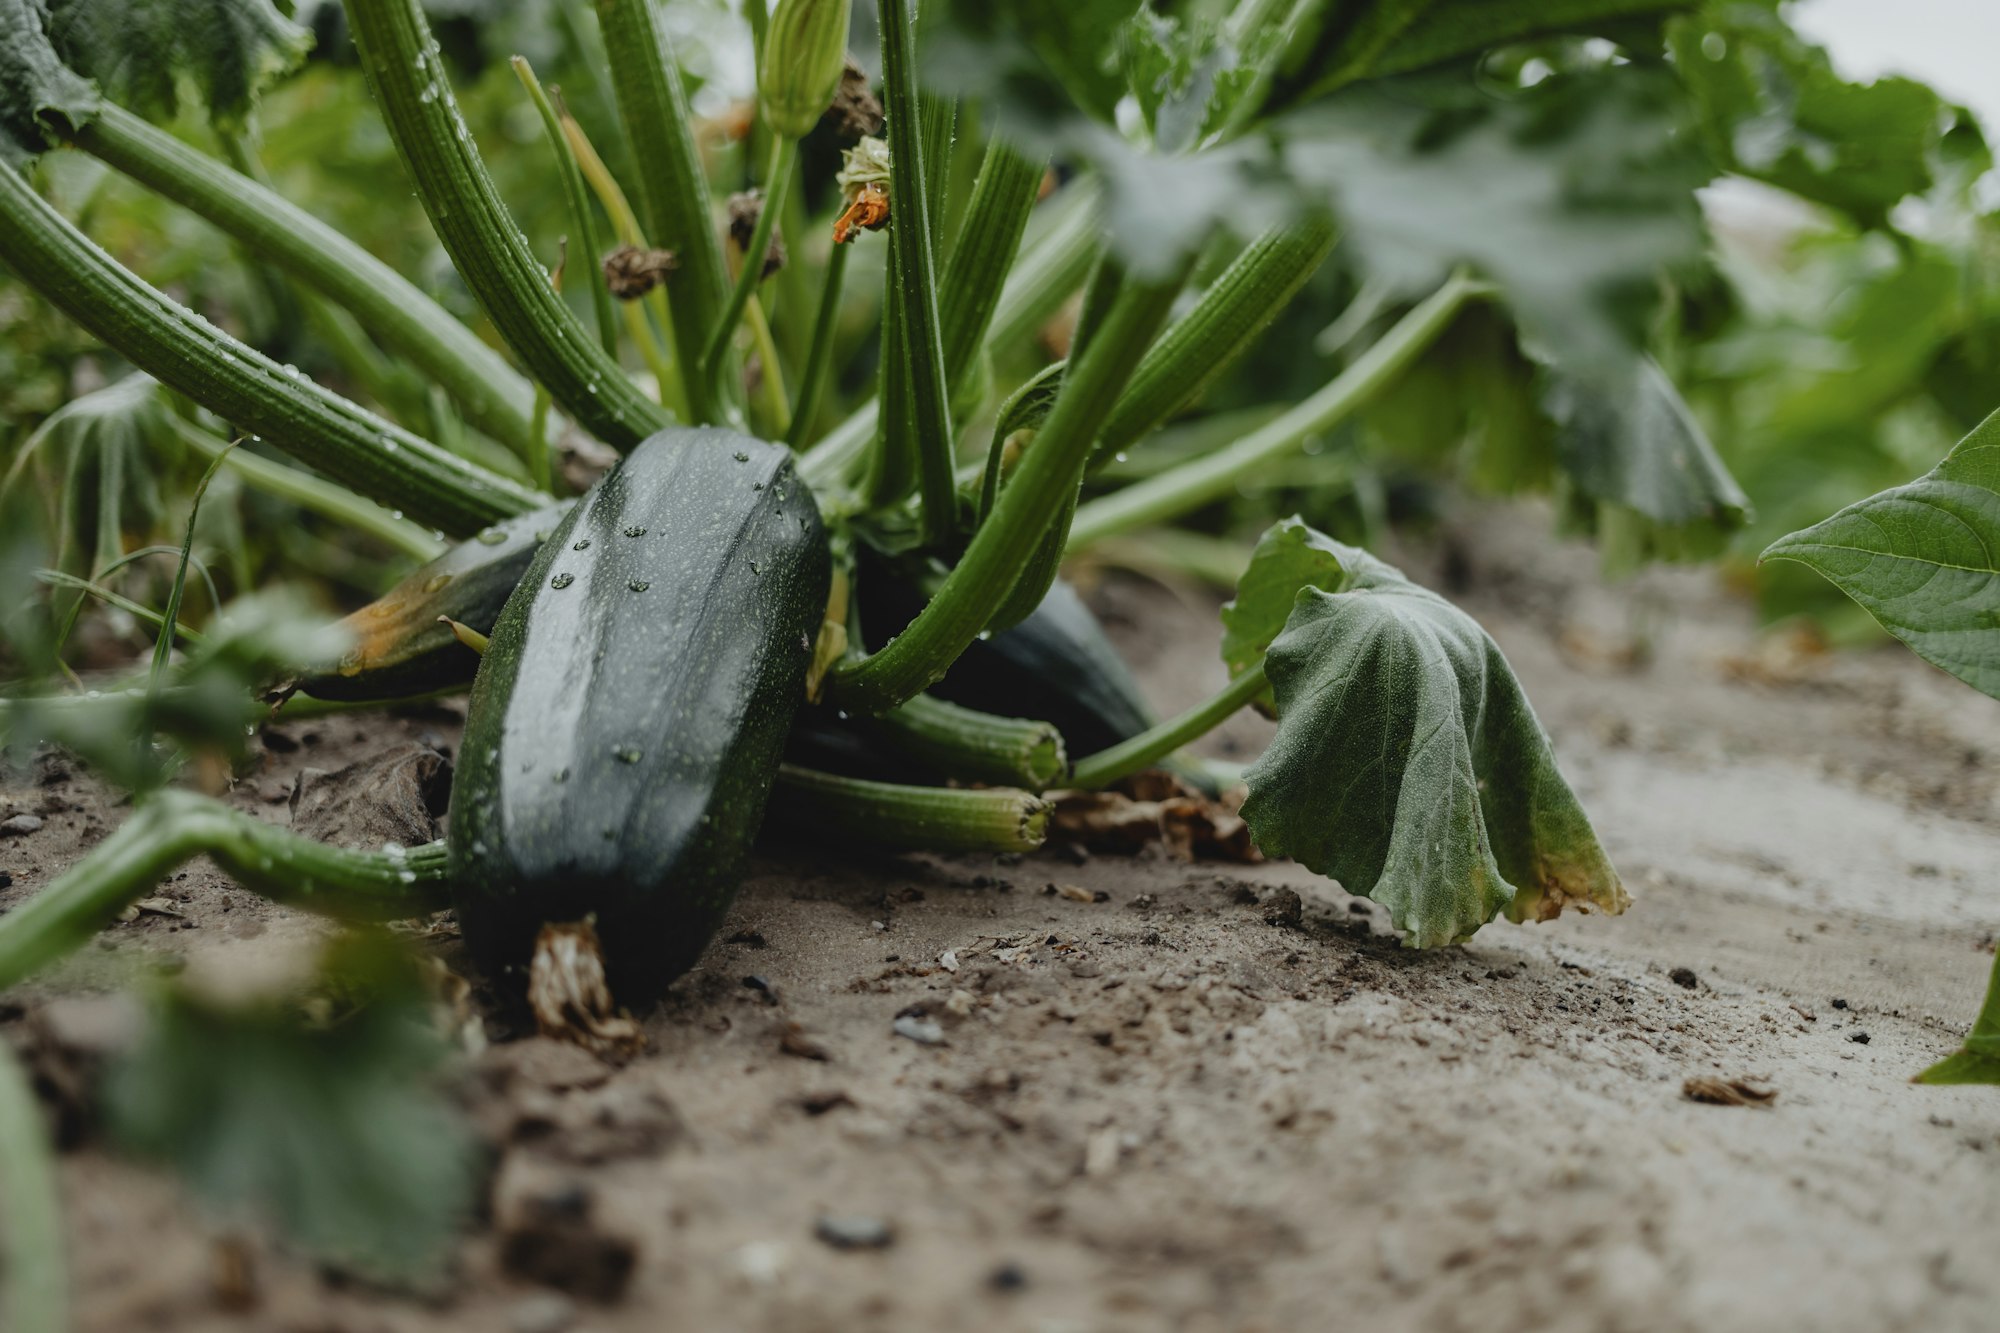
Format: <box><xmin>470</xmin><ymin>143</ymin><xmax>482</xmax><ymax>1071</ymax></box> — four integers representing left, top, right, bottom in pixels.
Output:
<box><xmin>0</xmin><ymin>815</ymin><xmax>44</xmax><ymax>836</ymax></box>
<box><xmin>1849</xmin><ymin>1031</ymin><xmax>1871</xmax><ymax>1045</ymax></box>
<box><xmin>1831</xmin><ymin>998</ymin><xmax>1849</xmax><ymax>1010</ymax></box>
<box><xmin>893</xmin><ymin>1014</ymin><xmax>945</xmax><ymax>1046</ymax></box>
<box><xmin>508</xmin><ymin>1292</ymin><xmax>576</xmax><ymax>1333</ymax></box>
<box><xmin>1670</xmin><ymin>967</ymin><xmax>1699</xmax><ymax>989</ymax></box>
<box><xmin>814</xmin><ymin>1215</ymin><xmax>894</xmax><ymax>1250</ymax></box>
<box><xmin>988</xmin><ymin>1262</ymin><xmax>1028</xmax><ymax>1292</ymax></box>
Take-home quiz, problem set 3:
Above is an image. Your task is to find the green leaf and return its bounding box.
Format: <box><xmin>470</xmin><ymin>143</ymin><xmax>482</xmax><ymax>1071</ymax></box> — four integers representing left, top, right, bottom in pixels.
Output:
<box><xmin>1913</xmin><ymin>950</ymin><xmax>2000</xmax><ymax>1084</ymax></box>
<box><xmin>1545</xmin><ymin>357</ymin><xmax>1752</xmax><ymax>565</ymax></box>
<box><xmin>1282</xmin><ymin>66</ymin><xmax>1709</xmax><ymax>381</ymax></box>
<box><xmin>45</xmin><ymin>0</ymin><xmax>311</xmax><ymax>130</ymax></box>
<box><xmin>1219</xmin><ymin>516</ymin><xmax>1392</xmax><ymax>684</ymax></box>
<box><xmin>1274</xmin><ymin>0</ymin><xmax>1694</xmax><ymax>109</ymax></box>
<box><xmin>1763</xmin><ymin>406</ymin><xmax>2000</xmax><ymax>701</ymax></box>
<box><xmin>1669</xmin><ymin>6</ymin><xmax>1942</xmax><ymax>230</ymax></box>
<box><xmin>106</xmin><ymin>937</ymin><xmax>475</xmax><ymax>1283</ymax></box>
<box><xmin>0</xmin><ymin>0</ymin><xmax>99</xmax><ymax>165</ymax></box>
<box><xmin>1234</xmin><ymin>519</ymin><xmax>1627</xmax><ymax>945</ymax></box>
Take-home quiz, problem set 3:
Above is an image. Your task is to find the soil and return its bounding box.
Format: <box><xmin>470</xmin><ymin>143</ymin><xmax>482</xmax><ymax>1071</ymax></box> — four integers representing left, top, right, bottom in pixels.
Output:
<box><xmin>6</xmin><ymin>498</ymin><xmax>2000</xmax><ymax>1333</ymax></box>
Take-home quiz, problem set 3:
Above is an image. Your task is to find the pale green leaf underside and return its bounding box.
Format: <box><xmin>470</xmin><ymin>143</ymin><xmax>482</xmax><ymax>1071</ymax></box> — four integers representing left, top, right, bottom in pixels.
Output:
<box><xmin>1764</xmin><ymin>413</ymin><xmax>2000</xmax><ymax>701</ymax></box>
<box><xmin>46</xmin><ymin>0</ymin><xmax>310</xmax><ymax>130</ymax></box>
<box><xmin>1235</xmin><ymin>521</ymin><xmax>1626</xmax><ymax>946</ymax></box>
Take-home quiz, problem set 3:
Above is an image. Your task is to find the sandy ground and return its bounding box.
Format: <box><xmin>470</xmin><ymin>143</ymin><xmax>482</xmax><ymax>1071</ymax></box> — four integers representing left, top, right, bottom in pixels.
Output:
<box><xmin>6</xmin><ymin>499</ymin><xmax>2000</xmax><ymax>1333</ymax></box>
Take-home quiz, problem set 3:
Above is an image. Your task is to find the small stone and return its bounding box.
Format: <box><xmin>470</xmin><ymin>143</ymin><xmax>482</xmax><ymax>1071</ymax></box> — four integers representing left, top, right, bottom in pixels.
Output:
<box><xmin>509</xmin><ymin>1291</ymin><xmax>577</xmax><ymax>1333</ymax></box>
<box><xmin>0</xmin><ymin>815</ymin><xmax>44</xmax><ymax>836</ymax></box>
<box><xmin>1669</xmin><ymin>967</ymin><xmax>1699</xmax><ymax>989</ymax></box>
<box><xmin>988</xmin><ymin>1262</ymin><xmax>1028</xmax><ymax>1292</ymax></box>
<box><xmin>1831</xmin><ymin>998</ymin><xmax>1849</xmax><ymax>1010</ymax></box>
<box><xmin>892</xmin><ymin>1014</ymin><xmax>945</xmax><ymax>1046</ymax></box>
<box><xmin>814</xmin><ymin>1214</ymin><xmax>894</xmax><ymax>1250</ymax></box>
<box><xmin>1848</xmin><ymin>1030</ymin><xmax>1871</xmax><ymax>1045</ymax></box>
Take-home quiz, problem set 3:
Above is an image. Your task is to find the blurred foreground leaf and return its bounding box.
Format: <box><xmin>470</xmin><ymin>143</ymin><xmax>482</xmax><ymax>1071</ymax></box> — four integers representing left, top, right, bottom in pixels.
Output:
<box><xmin>106</xmin><ymin>937</ymin><xmax>475</xmax><ymax>1282</ymax></box>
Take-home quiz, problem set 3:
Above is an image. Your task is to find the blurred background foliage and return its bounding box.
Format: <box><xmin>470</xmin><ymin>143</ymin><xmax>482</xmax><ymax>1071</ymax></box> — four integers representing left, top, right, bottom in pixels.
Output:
<box><xmin>5</xmin><ymin>0</ymin><xmax>1999</xmax><ymax>670</ymax></box>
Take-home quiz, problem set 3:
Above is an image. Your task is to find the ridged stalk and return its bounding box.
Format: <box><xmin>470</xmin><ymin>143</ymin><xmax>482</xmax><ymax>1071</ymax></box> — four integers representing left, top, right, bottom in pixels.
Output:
<box><xmin>68</xmin><ymin>104</ymin><xmax>540</xmax><ymax>457</ymax></box>
<box><xmin>0</xmin><ymin>789</ymin><xmax>450</xmax><ymax>992</ymax></box>
<box><xmin>344</xmin><ymin>0</ymin><xmax>672</xmax><ymax>450</ymax></box>
<box><xmin>595</xmin><ymin>0</ymin><xmax>731</xmax><ymax>424</ymax></box>
<box><xmin>0</xmin><ymin>161</ymin><xmax>536</xmax><ymax>536</ymax></box>
<box><xmin>1090</xmin><ymin>215</ymin><xmax>1337</xmax><ymax>469</ymax></box>
<box><xmin>787</xmin><ymin>237</ymin><xmax>851</xmax><ymax>448</ymax></box>
<box><xmin>876</xmin><ymin>0</ymin><xmax>955</xmax><ymax>544</ymax></box>
<box><xmin>166</xmin><ymin>416</ymin><xmax>445</xmax><ymax>561</ymax></box>
<box><xmin>831</xmin><ymin>273</ymin><xmax>1186</xmax><ymax>712</ymax></box>
<box><xmin>798</xmin><ymin>178</ymin><xmax>1099</xmax><ymax>491</ymax></box>
<box><xmin>1067</xmin><ymin>272</ymin><xmax>1474</xmax><ymax>549</ymax></box>
<box><xmin>771</xmin><ymin>764</ymin><xmax>1050</xmax><ymax>853</ymax></box>
<box><xmin>873</xmin><ymin>694</ymin><xmax>1068</xmax><ymax>790</ymax></box>
<box><xmin>938</xmin><ymin>136</ymin><xmax>1044</xmax><ymax>394</ymax></box>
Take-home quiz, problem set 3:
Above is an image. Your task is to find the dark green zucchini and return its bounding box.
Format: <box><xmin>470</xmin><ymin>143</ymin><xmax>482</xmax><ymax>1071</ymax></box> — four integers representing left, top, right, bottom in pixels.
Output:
<box><xmin>301</xmin><ymin>502</ymin><xmax>572</xmax><ymax>701</ymax></box>
<box><xmin>859</xmin><ymin>557</ymin><xmax>1155</xmax><ymax>756</ymax></box>
<box><xmin>451</xmin><ymin>429</ymin><xmax>829</xmax><ymax>996</ymax></box>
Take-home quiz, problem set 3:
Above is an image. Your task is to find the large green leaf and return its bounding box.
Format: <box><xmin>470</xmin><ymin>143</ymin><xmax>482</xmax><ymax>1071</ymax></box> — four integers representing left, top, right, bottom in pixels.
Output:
<box><xmin>1276</xmin><ymin>0</ymin><xmax>1694</xmax><ymax>109</ymax></box>
<box><xmin>0</xmin><ymin>0</ymin><xmax>98</xmax><ymax>165</ymax></box>
<box><xmin>107</xmin><ymin>938</ymin><xmax>475</xmax><ymax>1282</ymax></box>
<box><xmin>1763</xmin><ymin>407</ymin><xmax>2000</xmax><ymax>700</ymax></box>
<box><xmin>45</xmin><ymin>0</ymin><xmax>310</xmax><ymax>130</ymax></box>
<box><xmin>1669</xmin><ymin>5</ymin><xmax>1942</xmax><ymax>230</ymax></box>
<box><xmin>1234</xmin><ymin>519</ymin><xmax>1627</xmax><ymax>945</ymax></box>
<box><xmin>1282</xmin><ymin>67</ymin><xmax>1709</xmax><ymax>381</ymax></box>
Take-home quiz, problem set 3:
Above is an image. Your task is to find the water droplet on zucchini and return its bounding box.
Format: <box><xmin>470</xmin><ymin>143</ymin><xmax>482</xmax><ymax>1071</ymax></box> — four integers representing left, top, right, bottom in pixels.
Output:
<box><xmin>551</xmin><ymin>572</ymin><xmax>575</xmax><ymax>589</ymax></box>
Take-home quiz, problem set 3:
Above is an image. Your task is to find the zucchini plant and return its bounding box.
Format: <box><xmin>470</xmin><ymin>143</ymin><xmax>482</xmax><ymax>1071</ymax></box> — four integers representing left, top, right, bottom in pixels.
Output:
<box><xmin>0</xmin><ymin>0</ymin><xmax>1955</xmax><ymax>1285</ymax></box>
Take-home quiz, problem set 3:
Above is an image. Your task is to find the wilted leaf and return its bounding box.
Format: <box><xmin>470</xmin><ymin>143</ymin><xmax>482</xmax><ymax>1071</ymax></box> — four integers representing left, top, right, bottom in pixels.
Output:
<box><xmin>106</xmin><ymin>938</ymin><xmax>476</xmax><ymax>1282</ymax></box>
<box><xmin>45</xmin><ymin>0</ymin><xmax>311</xmax><ymax>130</ymax></box>
<box><xmin>1763</xmin><ymin>407</ymin><xmax>2000</xmax><ymax>700</ymax></box>
<box><xmin>1219</xmin><ymin>517</ymin><xmax>1396</xmax><ymax>689</ymax></box>
<box><xmin>0</xmin><ymin>0</ymin><xmax>99</xmax><ymax>165</ymax></box>
<box><xmin>1233</xmin><ymin>519</ymin><xmax>1626</xmax><ymax>945</ymax></box>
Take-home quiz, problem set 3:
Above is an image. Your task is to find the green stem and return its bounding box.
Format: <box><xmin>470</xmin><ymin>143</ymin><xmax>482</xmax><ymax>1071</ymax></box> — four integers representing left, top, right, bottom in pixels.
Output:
<box><xmin>830</xmin><ymin>273</ymin><xmax>1186</xmax><ymax>712</ymax></box>
<box><xmin>878</xmin><ymin>0</ymin><xmax>956</xmax><ymax>545</ymax></box>
<box><xmin>871</xmin><ymin>694</ymin><xmax>1068</xmax><ymax>791</ymax></box>
<box><xmin>527</xmin><ymin>385</ymin><xmax>554</xmax><ymax>493</ymax></box>
<box><xmin>983</xmin><ymin>178</ymin><xmax>1100</xmax><ymax>353</ymax></box>
<box><xmin>33</xmin><ymin>571</ymin><xmax>201</xmax><ymax>646</ymax></box>
<box><xmin>0</xmin><ymin>160</ymin><xmax>535</xmax><ymax>537</ymax></box>
<box><xmin>796</xmin><ymin>178</ymin><xmax>1099</xmax><ymax>492</ymax></box>
<box><xmin>1914</xmin><ymin>948</ymin><xmax>2000</xmax><ymax>1084</ymax></box>
<box><xmin>938</xmin><ymin>137</ymin><xmax>1045</xmax><ymax>398</ymax></box>
<box><xmin>558</xmin><ymin>102</ymin><xmax>689</xmax><ymax>419</ymax></box>
<box><xmin>0</xmin><ymin>1040</ymin><xmax>65</xmax><ymax>1333</ymax></box>
<box><xmin>345</xmin><ymin>0</ymin><xmax>671</xmax><ymax>451</ymax></box>
<box><xmin>595</xmin><ymin>0</ymin><xmax>731</xmax><ymax>424</ymax></box>
<box><xmin>704</xmin><ymin>134</ymin><xmax>796</xmax><ymax>399</ymax></box>
<box><xmin>1067</xmin><ymin>271</ymin><xmax>1475</xmax><ymax>550</ymax></box>
<box><xmin>787</xmin><ymin>238</ymin><xmax>851</xmax><ymax>449</ymax></box>
<box><xmin>1090</xmin><ymin>216</ymin><xmax>1338</xmax><ymax>470</ymax></box>
<box><xmin>165</xmin><ymin>417</ymin><xmax>445</xmax><ymax>561</ymax></box>
<box><xmin>512</xmin><ymin>56</ymin><xmax>620</xmax><ymax>362</ymax></box>
<box><xmin>1069</xmin><ymin>663</ymin><xmax>1265</xmax><ymax>790</ymax></box>
<box><xmin>70</xmin><ymin>105</ymin><xmax>538</xmax><ymax>457</ymax></box>
<box><xmin>770</xmin><ymin>764</ymin><xmax>1050</xmax><ymax>853</ymax></box>
<box><xmin>0</xmin><ymin>789</ymin><xmax>450</xmax><ymax>992</ymax></box>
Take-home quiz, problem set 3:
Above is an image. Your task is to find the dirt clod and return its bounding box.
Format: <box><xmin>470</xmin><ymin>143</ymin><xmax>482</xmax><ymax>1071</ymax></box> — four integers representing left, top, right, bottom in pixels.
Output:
<box><xmin>1670</xmin><ymin>967</ymin><xmax>1700</xmax><ymax>989</ymax></box>
<box><xmin>1</xmin><ymin>813</ymin><xmax>43</xmax><ymax>835</ymax></box>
